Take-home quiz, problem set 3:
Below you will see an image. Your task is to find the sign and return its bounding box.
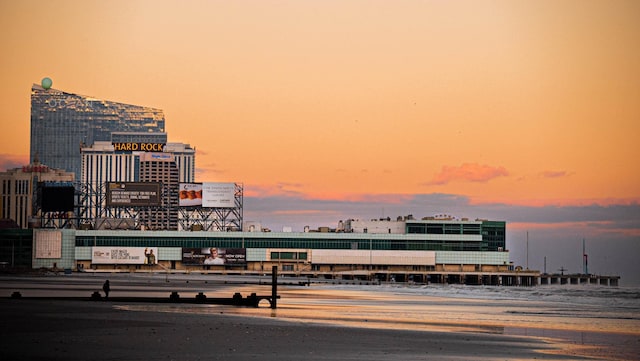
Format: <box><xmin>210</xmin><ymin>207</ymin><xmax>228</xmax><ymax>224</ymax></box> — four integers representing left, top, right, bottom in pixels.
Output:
<box><xmin>39</xmin><ymin>183</ymin><xmax>75</xmax><ymax>212</ymax></box>
<box><xmin>23</xmin><ymin>165</ymin><xmax>49</xmax><ymax>173</ymax></box>
<box><xmin>92</xmin><ymin>247</ymin><xmax>158</xmax><ymax>265</ymax></box>
<box><xmin>106</xmin><ymin>182</ymin><xmax>161</xmax><ymax>207</ymax></box>
<box><xmin>182</xmin><ymin>247</ymin><xmax>246</xmax><ymax>266</ymax></box>
<box><xmin>34</xmin><ymin>230</ymin><xmax>62</xmax><ymax>259</ymax></box>
<box><xmin>112</xmin><ymin>142</ymin><xmax>165</xmax><ymax>152</ymax></box>
<box><xmin>202</xmin><ymin>182</ymin><xmax>235</xmax><ymax>208</ymax></box>
<box><xmin>179</xmin><ymin>183</ymin><xmax>202</xmax><ymax>207</ymax></box>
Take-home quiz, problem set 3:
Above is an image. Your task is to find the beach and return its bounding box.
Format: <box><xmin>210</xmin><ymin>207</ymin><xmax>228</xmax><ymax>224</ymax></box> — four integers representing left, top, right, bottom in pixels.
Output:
<box><xmin>0</xmin><ymin>274</ymin><xmax>637</xmax><ymax>360</ymax></box>
<box><xmin>1</xmin><ymin>299</ymin><xmax>583</xmax><ymax>361</ymax></box>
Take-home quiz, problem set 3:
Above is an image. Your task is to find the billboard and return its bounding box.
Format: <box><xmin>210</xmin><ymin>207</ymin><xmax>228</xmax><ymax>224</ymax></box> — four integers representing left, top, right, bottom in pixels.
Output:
<box><xmin>38</xmin><ymin>183</ymin><xmax>75</xmax><ymax>212</ymax></box>
<box><xmin>92</xmin><ymin>247</ymin><xmax>158</xmax><ymax>265</ymax></box>
<box><xmin>34</xmin><ymin>230</ymin><xmax>62</xmax><ymax>259</ymax></box>
<box><xmin>180</xmin><ymin>182</ymin><xmax>236</xmax><ymax>208</ymax></box>
<box><xmin>202</xmin><ymin>182</ymin><xmax>235</xmax><ymax>208</ymax></box>
<box><xmin>182</xmin><ymin>247</ymin><xmax>246</xmax><ymax>266</ymax></box>
<box><xmin>106</xmin><ymin>182</ymin><xmax>161</xmax><ymax>207</ymax></box>
<box><xmin>179</xmin><ymin>183</ymin><xmax>202</xmax><ymax>207</ymax></box>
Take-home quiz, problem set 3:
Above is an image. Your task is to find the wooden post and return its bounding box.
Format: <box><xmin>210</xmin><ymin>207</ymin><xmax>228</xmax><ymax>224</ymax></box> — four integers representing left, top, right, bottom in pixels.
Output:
<box><xmin>271</xmin><ymin>265</ymin><xmax>277</xmax><ymax>309</ymax></box>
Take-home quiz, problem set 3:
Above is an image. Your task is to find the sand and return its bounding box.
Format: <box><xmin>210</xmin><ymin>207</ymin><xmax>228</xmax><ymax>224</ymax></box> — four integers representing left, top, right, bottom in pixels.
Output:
<box><xmin>0</xmin><ymin>299</ymin><xmax>583</xmax><ymax>361</ymax></box>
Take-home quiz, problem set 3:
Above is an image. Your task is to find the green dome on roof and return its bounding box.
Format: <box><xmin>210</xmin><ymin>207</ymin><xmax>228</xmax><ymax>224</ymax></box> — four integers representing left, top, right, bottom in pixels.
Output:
<box><xmin>41</xmin><ymin>77</ymin><xmax>52</xmax><ymax>89</ymax></box>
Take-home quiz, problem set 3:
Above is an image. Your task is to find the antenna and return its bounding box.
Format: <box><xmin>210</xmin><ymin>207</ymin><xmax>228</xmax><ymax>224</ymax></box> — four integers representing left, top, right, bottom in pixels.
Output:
<box><xmin>526</xmin><ymin>231</ymin><xmax>529</xmax><ymax>270</ymax></box>
<box><xmin>558</xmin><ymin>266</ymin><xmax>567</xmax><ymax>276</ymax></box>
<box><xmin>583</xmin><ymin>238</ymin><xmax>588</xmax><ymax>275</ymax></box>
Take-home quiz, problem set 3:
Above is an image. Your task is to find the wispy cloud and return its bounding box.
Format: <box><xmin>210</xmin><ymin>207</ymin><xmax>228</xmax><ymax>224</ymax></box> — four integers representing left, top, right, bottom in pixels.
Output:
<box><xmin>428</xmin><ymin>163</ymin><xmax>508</xmax><ymax>185</ymax></box>
<box><xmin>195</xmin><ymin>161</ymin><xmax>227</xmax><ymax>179</ymax></box>
<box><xmin>540</xmin><ymin>170</ymin><xmax>571</xmax><ymax>178</ymax></box>
<box><xmin>245</xmin><ymin>182</ymin><xmax>306</xmax><ymax>198</ymax></box>
<box><xmin>244</xmin><ymin>192</ymin><xmax>639</xmax><ymax>232</ymax></box>
<box><xmin>243</xmin><ymin>192</ymin><xmax>640</xmax><ymax>284</ymax></box>
<box><xmin>0</xmin><ymin>153</ymin><xmax>28</xmax><ymax>171</ymax></box>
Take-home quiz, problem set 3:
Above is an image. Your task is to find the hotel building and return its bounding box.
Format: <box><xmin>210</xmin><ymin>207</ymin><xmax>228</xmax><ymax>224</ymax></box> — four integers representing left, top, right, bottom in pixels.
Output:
<box><xmin>0</xmin><ymin>159</ymin><xmax>74</xmax><ymax>229</ymax></box>
<box><xmin>138</xmin><ymin>152</ymin><xmax>180</xmax><ymax>230</ymax></box>
<box><xmin>30</xmin><ymin>84</ymin><xmax>165</xmax><ymax>180</ymax></box>
<box><xmin>80</xmin><ymin>134</ymin><xmax>195</xmax><ymax>229</ymax></box>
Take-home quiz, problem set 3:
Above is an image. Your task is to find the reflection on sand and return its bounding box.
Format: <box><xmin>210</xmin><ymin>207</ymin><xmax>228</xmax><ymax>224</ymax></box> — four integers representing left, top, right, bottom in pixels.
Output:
<box><xmin>116</xmin><ymin>284</ymin><xmax>640</xmax><ymax>361</ymax></box>
<box><xmin>116</xmin><ymin>285</ymin><xmax>640</xmax><ymax>333</ymax></box>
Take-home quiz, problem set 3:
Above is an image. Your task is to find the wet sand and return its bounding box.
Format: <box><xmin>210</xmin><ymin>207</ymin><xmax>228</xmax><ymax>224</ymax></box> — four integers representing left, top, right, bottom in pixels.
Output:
<box><xmin>0</xmin><ymin>299</ymin><xmax>583</xmax><ymax>361</ymax></box>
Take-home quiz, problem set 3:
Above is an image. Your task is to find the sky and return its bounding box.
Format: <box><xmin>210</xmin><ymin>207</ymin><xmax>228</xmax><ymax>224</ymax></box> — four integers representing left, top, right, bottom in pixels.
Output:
<box><xmin>0</xmin><ymin>1</ymin><xmax>639</xmax><ymax>284</ymax></box>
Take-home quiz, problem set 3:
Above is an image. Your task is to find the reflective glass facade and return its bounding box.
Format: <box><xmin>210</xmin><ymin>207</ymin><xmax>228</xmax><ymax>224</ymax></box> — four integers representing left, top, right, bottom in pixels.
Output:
<box><xmin>406</xmin><ymin>220</ymin><xmax>506</xmax><ymax>251</ymax></box>
<box><xmin>30</xmin><ymin>85</ymin><xmax>165</xmax><ymax>180</ymax></box>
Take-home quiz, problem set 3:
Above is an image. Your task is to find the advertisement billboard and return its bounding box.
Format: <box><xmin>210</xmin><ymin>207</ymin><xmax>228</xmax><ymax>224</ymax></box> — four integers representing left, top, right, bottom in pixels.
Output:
<box><xmin>179</xmin><ymin>183</ymin><xmax>202</xmax><ymax>207</ymax></box>
<box><xmin>202</xmin><ymin>182</ymin><xmax>235</xmax><ymax>208</ymax></box>
<box><xmin>106</xmin><ymin>182</ymin><xmax>161</xmax><ymax>207</ymax></box>
<box><xmin>182</xmin><ymin>247</ymin><xmax>246</xmax><ymax>266</ymax></box>
<box><xmin>34</xmin><ymin>230</ymin><xmax>62</xmax><ymax>259</ymax></box>
<box><xmin>92</xmin><ymin>247</ymin><xmax>158</xmax><ymax>265</ymax></box>
<box><xmin>38</xmin><ymin>183</ymin><xmax>75</xmax><ymax>212</ymax></box>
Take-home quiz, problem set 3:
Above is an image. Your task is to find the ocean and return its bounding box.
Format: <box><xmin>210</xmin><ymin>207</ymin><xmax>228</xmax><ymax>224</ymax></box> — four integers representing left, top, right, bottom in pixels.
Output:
<box><xmin>185</xmin><ymin>282</ymin><xmax>640</xmax><ymax>360</ymax></box>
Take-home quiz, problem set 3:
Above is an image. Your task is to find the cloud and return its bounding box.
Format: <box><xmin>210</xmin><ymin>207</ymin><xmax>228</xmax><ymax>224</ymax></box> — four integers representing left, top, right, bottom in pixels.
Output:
<box><xmin>0</xmin><ymin>154</ymin><xmax>28</xmax><ymax>171</ymax></box>
<box><xmin>540</xmin><ymin>170</ymin><xmax>571</xmax><ymax>178</ymax></box>
<box><xmin>245</xmin><ymin>182</ymin><xmax>306</xmax><ymax>198</ymax></box>
<box><xmin>242</xmin><ymin>192</ymin><xmax>640</xmax><ymax>284</ymax></box>
<box><xmin>243</xmin><ymin>191</ymin><xmax>640</xmax><ymax>235</ymax></box>
<box><xmin>428</xmin><ymin>163</ymin><xmax>508</xmax><ymax>185</ymax></box>
<box><xmin>195</xmin><ymin>162</ymin><xmax>226</xmax><ymax>179</ymax></box>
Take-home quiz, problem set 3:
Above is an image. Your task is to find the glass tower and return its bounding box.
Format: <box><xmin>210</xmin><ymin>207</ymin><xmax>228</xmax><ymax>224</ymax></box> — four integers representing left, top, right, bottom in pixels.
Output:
<box><xmin>30</xmin><ymin>84</ymin><xmax>165</xmax><ymax>180</ymax></box>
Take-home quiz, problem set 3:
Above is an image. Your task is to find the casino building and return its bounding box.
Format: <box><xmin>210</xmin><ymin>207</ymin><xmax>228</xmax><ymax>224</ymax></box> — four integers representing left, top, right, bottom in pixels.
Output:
<box><xmin>0</xmin><ymin>159</ymin><xmax>74</xmax><ymax>229</ymax></box>
<box><xmin>79</xmin><ymin>134</ymin><xmax>196</xmax><ymax>229</ymax></box>
<box><xmin>0</xmin><ymin>217</ymin><xmax>530</xmax><ymax>285</ymax></box>
<box><xmin>30</xmin><ymin>84</ymin><xmax>165</xmax><ymax>180</ymax></box>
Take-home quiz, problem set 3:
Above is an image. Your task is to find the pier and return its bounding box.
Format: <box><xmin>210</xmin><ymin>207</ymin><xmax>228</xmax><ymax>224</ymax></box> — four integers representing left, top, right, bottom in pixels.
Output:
<box><xmin>538</xmin><ymin>273</ymin><xmax>619</xmax><ymax>286</ymax></box>
<box><xmin>293</xmin><ymin>270</ymin><xmax>620</xmax><ymax>287</ymax></box>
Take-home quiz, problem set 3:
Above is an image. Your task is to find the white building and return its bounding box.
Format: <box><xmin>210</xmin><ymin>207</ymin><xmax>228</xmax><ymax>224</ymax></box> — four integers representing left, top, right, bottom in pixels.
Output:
<box><xmin>0</xmin><ymin>159</ymin><xmax>74</xmax><ymax>228</ymax></box>
<box><xmin>139</xmin><ymin>152</ymin><xmax>179</xmax><ymax>230</ymax></box>
<box><xmin>80</xmin><ymin>135</ymin><xmax>195</xmax><ymax>224</ymax></box>
<box><xmin>342</xmin><ymin>218</ymin><xmax>406</xmax><ymax>234</ymax></box>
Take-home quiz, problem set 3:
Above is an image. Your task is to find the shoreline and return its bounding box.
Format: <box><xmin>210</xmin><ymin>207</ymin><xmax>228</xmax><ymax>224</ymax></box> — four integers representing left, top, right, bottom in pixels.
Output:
<box><xmin>117</xmin><ymin>300</ymin><xmax>638</xmax><ymax>361</ymax></box>
<box><xmin>0</xmin><ymin>298</ymin><xmax>587</xmax><ymax>361</ymax></box>
<box><xmin>1</xmin><ymin>274</ymin><xmax>637</xmax><ymax>360</ymax></box>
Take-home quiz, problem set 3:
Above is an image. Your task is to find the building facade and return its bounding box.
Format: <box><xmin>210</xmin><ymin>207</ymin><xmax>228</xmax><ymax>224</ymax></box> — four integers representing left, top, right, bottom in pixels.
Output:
<box><xmin>16</xmin><ymin>227</ymin><xmax>514</xmax><ymax>283</ymax></box>
<box><xmin>139</xmin><ymin>152</ymin><xmax>180</xmax><ymax>230</ymax></box>
<box><xmin>80</xmin><ymin>136</ymin><xmax>195</xmax><ymax>226</ymax></box>
<box><xmin>30</xmin><ymin>84</ymin><xmax>165</xmax><ymax>180</ymax></box>
<box><xmin>12</xmin><ymin>218</ymin><xmax>507</xmax><ymax>282</ymax></box>
<box><xmin>341</xmin><ymin>218</ymin><xmax>506</xmax><ymax>252</ymax></box>
<box><xmin>0</xmin><ymin>160</ymin><xmax>74</xmax><ymax>229</ymax></box>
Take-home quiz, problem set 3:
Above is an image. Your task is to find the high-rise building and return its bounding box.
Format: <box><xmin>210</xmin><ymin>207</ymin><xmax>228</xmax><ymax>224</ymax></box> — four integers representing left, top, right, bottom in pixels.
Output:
<box><xmin>80</xmin><ymin>135</ymin><xmax>195</xmax><ymax>227</ymax></box>
<box><xmin>0</xmin><ymin>159</ymin><xmax>74</xmax><ymax>229</ymax></box>
<box><xmin>30</xmin><ymin>84</ymin><xmax>165</xmax><ymax>180</ymax></box>
<box><xmin>139</xmin><ymin>152</ymin><xmax>179</xmax><ymax>230</ymax></box>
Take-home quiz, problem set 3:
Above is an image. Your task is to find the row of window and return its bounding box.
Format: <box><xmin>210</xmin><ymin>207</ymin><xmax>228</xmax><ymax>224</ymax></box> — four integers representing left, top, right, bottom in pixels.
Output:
<box><xmin>75</xmin><ymin>237</ymin><xmax>498</xmax><ymax>251</ymax></box>
<box><xmin>1</xmin><ymin>180</ymin><xmax>30</xmax><ymax>195</ymax></box>
<box><xmin>271</xmin><ymin>251</ymin><xmax>308</xmax><ymax>260</ymax></box>
<box><xmin>407</xmin><ymin>224</ymin><xmax>483</xmax><ymax>235</ymax></box>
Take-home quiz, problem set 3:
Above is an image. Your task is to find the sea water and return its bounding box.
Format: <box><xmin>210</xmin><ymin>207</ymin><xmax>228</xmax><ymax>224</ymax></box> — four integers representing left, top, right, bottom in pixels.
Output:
<box><xmin>3</xmin><ymin>275</ymin><xmax>638</xmax><ymax>359</ymax></box>
<box><xmin>215</xmin><ymin>283</ymin><xmax>640</xmax><ymax>360</ymax></box>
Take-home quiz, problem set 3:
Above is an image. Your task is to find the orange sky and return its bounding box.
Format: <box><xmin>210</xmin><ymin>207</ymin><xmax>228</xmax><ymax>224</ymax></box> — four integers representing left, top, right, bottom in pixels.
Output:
<box><xmin>1</xmin><ymin>1</ymin><xmax>640</xmax><ymax>283</ymax></box>
<box><xmin>0</xmin><ymin>0</ymin><xmax>639</xmax><ymax>206</ymax></box>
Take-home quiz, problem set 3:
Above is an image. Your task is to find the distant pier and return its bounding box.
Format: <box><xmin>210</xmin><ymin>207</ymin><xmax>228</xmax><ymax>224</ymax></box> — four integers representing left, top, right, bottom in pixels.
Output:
<box><xmin>287</xmin><ymin>270</ymin><xmax>621</xmax><ymax>287</ymax></box>
<box><xmin>538</xmin><ymin>274</ymin><xmax>619</xmax><ymax>286</ymax></box>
